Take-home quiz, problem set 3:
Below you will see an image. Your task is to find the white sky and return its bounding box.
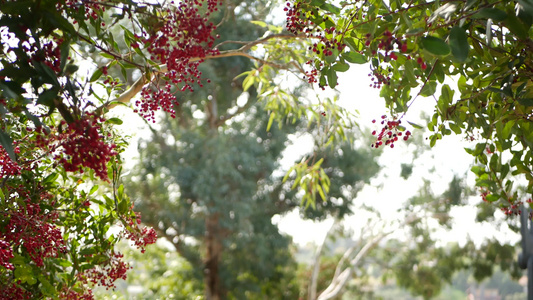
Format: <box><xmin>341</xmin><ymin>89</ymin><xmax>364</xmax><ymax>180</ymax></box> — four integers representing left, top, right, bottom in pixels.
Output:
<box><xmin>274</xmin><ymin>63</ymin><xmax>521</xmax><ymax>248</ymax></box>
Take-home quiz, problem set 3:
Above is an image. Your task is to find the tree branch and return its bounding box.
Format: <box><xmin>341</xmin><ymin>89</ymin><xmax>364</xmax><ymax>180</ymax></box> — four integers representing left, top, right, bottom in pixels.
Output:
<box><xmin>316</xmin><ymin>213</ymin><xmax>420</xmax><ymax>300</ymax></box>
<box><xmin>308</xmin><ymin>220</ymin><xmax>338</xmax><ymax>300</ymax></box>
<box><xmin>99</xmin><ymin>34</ymin><xmax>307</xmax><ymax>112</ymax></box>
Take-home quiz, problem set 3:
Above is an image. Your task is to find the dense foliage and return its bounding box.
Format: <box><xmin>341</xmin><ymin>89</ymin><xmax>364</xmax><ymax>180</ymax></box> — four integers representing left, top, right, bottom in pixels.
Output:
<box><xmin>1</xmin><ymin>0</ymin><xmax>532</xmax><ymax>298</ymax></box>
<box><xmin>286</xmin><ymin>0</ymin><xmax>533</xmax><ymax>213</ymax></box>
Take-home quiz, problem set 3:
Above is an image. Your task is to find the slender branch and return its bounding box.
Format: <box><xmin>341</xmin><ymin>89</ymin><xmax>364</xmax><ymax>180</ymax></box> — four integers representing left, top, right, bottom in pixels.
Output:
<box><xmin>316</xmin><ymin>213</ymin><xmax>422</xmax><ymax>300</ymax></box>
<box><xmin>98</xmin><ymin>34</ymin><xmax>307</xmax><ymax>112</ymax></box>
<box><xmin>309</xmin><ymin>220</ymin><xmax>337</xmax><ymax>300</ymax></box>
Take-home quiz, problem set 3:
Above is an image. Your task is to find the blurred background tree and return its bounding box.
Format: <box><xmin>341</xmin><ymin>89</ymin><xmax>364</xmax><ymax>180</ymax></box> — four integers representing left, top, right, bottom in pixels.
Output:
<box><xmin>120</xmin><ymin>1</ymin><xmax>380</xmax><ymax>299</ymax></box>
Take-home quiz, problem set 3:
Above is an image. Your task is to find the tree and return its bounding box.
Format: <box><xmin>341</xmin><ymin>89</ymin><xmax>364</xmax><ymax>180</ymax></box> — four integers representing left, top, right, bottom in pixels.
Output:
<box><xmin>2</xmin><ymin>0</ymin><xmax>531</xmax><ymax>297</ymax></box>
<box><xmin>125</xmin><ymin>52</ymin><xmax>379</xmax><ymax>300</ymax></box>
<box><xmin>1</xmin><ymin>0</ymin><xmax>358</xmax><ymax>297</ymax></box>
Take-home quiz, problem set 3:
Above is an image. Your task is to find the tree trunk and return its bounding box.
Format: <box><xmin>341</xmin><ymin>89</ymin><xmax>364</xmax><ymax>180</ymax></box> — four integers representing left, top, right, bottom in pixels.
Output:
<box><xmin>205</xmin><ymin>213</ymin><xmax>224</xmax><ymax>300</ymax></box>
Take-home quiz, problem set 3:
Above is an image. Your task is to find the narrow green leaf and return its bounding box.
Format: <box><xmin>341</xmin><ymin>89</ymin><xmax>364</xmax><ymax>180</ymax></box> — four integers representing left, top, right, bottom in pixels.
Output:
<box><xmin>89</xmin><ymin>185</ymin><xmax>99</xmax><ymax>195</ymax></box>
<box><xmin>250</xmin><ymin>20</ymin><xmax>267</xmax><ymax>27</ymax></box>
<box><xmin>485</xmin><ymin>194</ymin><xmax>499</xmax><ymax>202</ymax></box>
<box><xmin>407</xmin><ymin>121</ymin><xmax>424</xmax><ymax>129</ymax></box>
<box><xmin>100</xmin><ymin>52</ymin><xmax>115</xmax><ymax>59</ymax></box>
<box><xmin>266</xmin><ymin>112</ymin><xmax>275</xmax><ymax>131</ymax></box>
<box><xmin>473</xmin><ymin>8</ymin><xmax>507</xmax><ymax>21</ymax></box>
<box><xmin>242</xmin><ymin>75</ymin><xmax>255</xmax><ymax>91</ymax></box>
<box><xmin>421</xmin><ymin>36</ymin><xmax>450</xmax><ymax>56</ymax></box>
<box><xmin>117</xmin><ymin>184</ymin><xmax>124</xmax><ymax>201</ymax></box>
<box><xmin>317</xmin><ymin>185</ymin><xmax>326</xmax><ymax>201</ymax></box>
<box><xmin>43</xmin><ymin>173</ymin><xmax>59</xmax><ymax>185</ymax></box>
<box><xmin>449</xmin><ymin>26</ymin><xmax>469</xmax><ymax>62</ymax></box>
<box><xmin>321</xmin><ymin>3</ymin><xmax>341</xmax><ymax>14</ymax></box>
<box><xmin>518</xmin><ymin>98</ymin><xmax>533</xmax><ymax>107</ymax></box>
<box><xmin>106</xmin><ymin>117</ymin><xmax>123</xmax><ymax>125</ymax></box>
<box><xmin>89</xmin><ymin>68</ymin><xmax>104</xmax><ymax>82</ymax></box>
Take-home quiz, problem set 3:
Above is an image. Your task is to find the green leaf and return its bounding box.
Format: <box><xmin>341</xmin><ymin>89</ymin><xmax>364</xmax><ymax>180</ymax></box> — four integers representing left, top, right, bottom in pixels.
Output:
<box><xmin>89</xmin><ymin>185</ymin><xmax>99</xmax><ymax>195</ymax></box>
<box><xmin>79</xmin><ymin>247</ymin><xmax>97</xmax><ymax>256</ymax></box>
<box><xmin>518</xmin><ymin>98</ymin><xmax>533</xmax><ymax>107</ymax></box>
<box><xmin>106</xmin><ymin>117</ymin><xmax>123</xmax><ymax>125</ymax></box>
<box><xmin>433</xmin><ymin>63</ymin><xmax>445</xmax><ymax>83</ymax></box>
<box><xmin>250</xmin><ymin>20</ymin><xmax>267</xmax><ymax>27</ymax></box>
<box><xmin>321</xmin><ymin>3</ymin><xmax>341</xmax><ymax>15</ymax></box>
<box><xmin>117</xmin><ymin>184</ymin><xmax>124</xmax><ymax>201</ymax></box>
<box><xmin>38</xmin><ymin>275</ymin><xmax>56</xmax><ymax>296</ymax></box>
<box><xmin>37</xmin><ymin>88</ymin><xmax>58</xmax><ymax>106</ymax></box>
<box><xmin>448</xmin><ymin>26</ymin><xmax>469</xmax><ymax>62</ymax></box>
<box><xmin>266</xmin><ymin>112</ymin><xmax>275</xmax><ymax>131</ymax></box>
<box><xmin>242</xmin><ymin>74</ymin><xmax>255</xmax><ymax>91</ymax></box>
<box><xmin>332</xmin><ymin>62</ymin><xmax>350</xmax><ymax>72</ymax></box>
<box><xmin>471</xmin><ymin>165</ymin><xmax>485</xmax><ymax>175</ymax></box>
<box><xmin>90</xmin><ymin>68</ymin><xmax>104</xmax><ymax>82</ymax></box>
<box><xmin>118</xmin><ymin>198</ymin><xmax>128</xmax><ymax>214</ymax></box>
<box><xmin>485</xmin><ymin>194</ymin><xmax>499</xmax><ymax>202</ymax></box>
<box><xmin>449</xmin><ymin>122</ymin><xmax>462</xmax><ymax>134</ymax></box>
<box><xmin>326</xmin><ymin>68</ymin><xmax>338</xmax><ymax>88</ymax></box>
<box><xmin>407</xmin><ymin>121</ymin><xmax>424</xmax><ymax>129</ymax></box>
<box><xmin>99</xmin><ymin>52</ymin><xmax>115</xmax><ymax>59</ymax></box>
<box><xmin>0</xmin><ymin>130</ymin><xmax>15</xmax><ymax>161</ymax></box>
<box><xmin>43</xmin><ymin>173</ymin><xmax>59</xmax><ymax>185</ymax></box>
<box><xmin>419</xmin><ymin>81</ymin><xmax>437</xmax><ymax>97</ymax></box>
<box><xmin>505</xmin><ymin>12</ymin><xmax>529</xmax><ymax>40</ymax></box>
<box><xmin>342</xmin><ymin>51</ymin><xmax>367</xmax><ymax>64</ymax></box>
<box><xmin>473</xmin><ymin>8</ymin><xmax>507</xmax><ymax>21</ymax></box>
<box><xmin>15</xmin><ymin>265</ymin><xmax>36</xmax><ymax>285</ymax></box>
<box><xmin>317</xmin><ymin>185</ymin><xmax>326</xmax><ymax>201</ymax></box>
<box><xmin>421</xmin><ymin>36</ymin><xmax>450</xmax><ymax>56</ymax></box>
<box><xmin>501</xmin><ymin>120</ymin><xmax>515</xmax><ymax>140</ymax></box>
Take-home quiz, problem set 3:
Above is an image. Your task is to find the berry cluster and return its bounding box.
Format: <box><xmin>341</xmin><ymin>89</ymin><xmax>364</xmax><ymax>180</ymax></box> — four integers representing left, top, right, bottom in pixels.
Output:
<box><xmin>368</xmin><ymin>66</ymin><xmax>391</xmax><ymax>89</ymax></box>
<box><xmin>501</xmin><ymin>201</ymin><xmax>522</xmax><ymax>216</ymax></box>
<box><xmin>79</xmin><ymin>251</ymin><xmax>130</xmax><ymax>289</ymax></box>
<box><xmin>58</xmin><ymin>288</ymin><xmax>94</xmax><ymax>300</ymax></box>
<box><xmin>365</xmin><ymin>31</ymin><xmax>407</xmax><ymax>61</ymax></box>
<box><xmin>0</xmin><ymin>146</ymin><xmax>21</xmax><ymax>178</ymax></box>
<box><xmin>30</xmin><ymin>39</ymin><xmax>63</xmax><ymax>73</ymax></box>
<box><xmin>0</xmin><ymin>283</ymin><xmax>33</xmax><ymax>300</ymax></box>
<box><xmin>60</xmin><ymin>0</ymin><xmax>105</xmax><ymax>22</ymax></box>
<box><xmin>56</xmin><ymin>114</ymin><xmax>117</xmax><ymax>181</ymax></box>
<box><xmin>371</xmin><ymin>115</ymin><xmax>411</xmax><ymax>148</ymax></box>
<box><xmin>285</xmin><ymin>1</ymin><xmax>310</xmax><ymax>35</ymax></box>
<box><xmin>0</xmin><ymin>238</ymin><xmax>14</xmax><ymax>270</ymax></box>
<box><xmin>119</xmin><ymin>210</ymin><xmax>157</xmax><ymax>253</ymax></box>
<box><xmin>285</xmin><ymin>1</ymin><xmax>346</xmax><ymax>88</ymax></box>
<box><xmin>416</xmin><ymin>56</ymin><xmax>428</xmax><ymax>70</ymax></box>
<box><xmin>309</xmin><ymin>26</ymin><xmax>346</xmax><ymax>57</ymax></box>
<box><xmin>138</xmin><ymin>0</ymin><xmax>222</xmax><ymax>122</ymax></box>
<box><xmin>3</xmin><ymin>197</ymin><xmax>65</xmax><ymax>268</ymax></box>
